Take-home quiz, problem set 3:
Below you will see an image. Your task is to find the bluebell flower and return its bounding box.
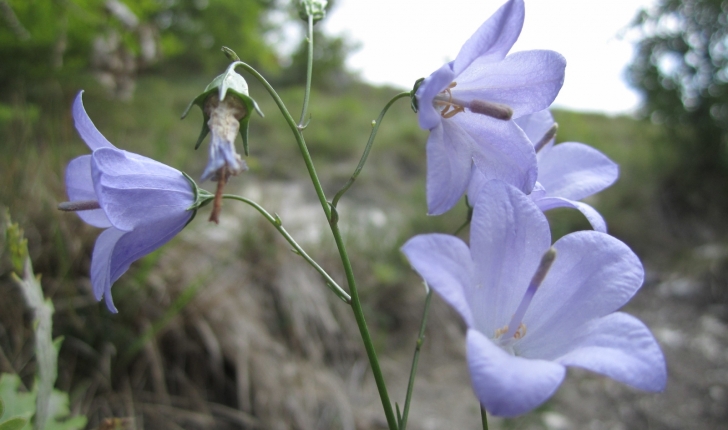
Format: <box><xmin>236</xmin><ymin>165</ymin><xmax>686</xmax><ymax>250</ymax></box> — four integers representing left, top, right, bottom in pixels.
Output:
<box><xmin>469</xmin><ymin>110</ymin><xmax>619</xmax><ymax>231</ymax></box>
<box><xmin>415</xmin><ymin>0</ymin><xmax>566</xmax><ymax>215</ymax></box>
<box><xmin>62</xmin><ymin>92</ymin><xmax>196</xmax><ymax>312</ymax></box>
<box><xmin>402</xmin><ymin>180</ymin><xmax>666</xmax><ymax>416</ymax></box>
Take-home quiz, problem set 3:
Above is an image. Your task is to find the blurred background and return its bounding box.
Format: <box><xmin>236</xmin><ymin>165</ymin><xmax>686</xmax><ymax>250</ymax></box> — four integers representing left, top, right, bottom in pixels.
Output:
<box><xmin>0</xmin><ymin>0</ymin><xmax>727</xmax><ymax>428</ymax></box>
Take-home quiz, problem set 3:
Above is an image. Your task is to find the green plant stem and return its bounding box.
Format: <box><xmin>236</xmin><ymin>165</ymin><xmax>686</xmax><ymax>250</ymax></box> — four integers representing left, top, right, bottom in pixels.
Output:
<box><xmin>232</xmin><ymin>61</ymin><xmax>398</xmax><ymax>430</ymax></box>
<box><xmin>481</xmin><ymin>406</ymin><xmax>489</xmax><ymax>430</ymax></box>
<box><xmin>298</xmin><ymin>13</ymin><xmax>314</xmax><ymax>129</ymax></box>
<box><xmin>231</xmin><ymin>61</ymin><xmax>332</xmax><ymax>221</ymax></box>
<box><xmin>332</xmin><ymin>91</ymin><xmax>410</xmax><ymax>207</ymax></box>
<box><xmin>399</xmin><ymin>289</ymin><xmax>433</xmax><ymax>430</ymax></box>
<box><xmin>330</xmin><ymin>221</ymin><xmax>399</xmax><ymax>430</ymax></box>
<box><xmin>222</xmin><ymin>194</ymin><xmax>350</xmax><ymax>304</ymax></box>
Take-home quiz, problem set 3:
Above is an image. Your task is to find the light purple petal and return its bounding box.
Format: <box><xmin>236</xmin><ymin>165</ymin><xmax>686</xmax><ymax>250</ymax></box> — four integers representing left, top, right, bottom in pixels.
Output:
<box><xmin>425</xmin><ymin>122</ymin><xmax>473</xmax><ymax>215</ymax></box>
<box><xmin>72</xmin><ymin>91</ymin><xmax>115</xmax><ymax>151</ymax></box>
<box><xmin>467</xmin><ymin>329</ymin><xmax>565</xmax><ymax>417</ymax></box>
<box><xmin>515</xmin><ymin>109</ymin><xmax>555</xmax><ymax>144</ymax></box>
<box><xmin>468</xmin><ymin>180</ymin><xmax>551</xmax><ymax>336</ymax></box>
<box><xmin>466</xmin><ymin>164</ymin><xmax>487</xmax><ymax>205</ymax></box>
<box><xmin>454</xmin><ymin>50</ymin><xmax>566</xmax><ymax>118</ymax></box>
<box><xmin>90</xmin><ymin>214</ymin><xmax>192</xmax><ymax>313</ymax></box>
<box><xmin>90</xmin><ymin>227</ymin><xmax>127</xmax><ymax>313</ymax></box>
<box><xmin>65</xmin><ymin>155</ymin><xmax>111</xmax><ymax>228</ymax></box>
<box><xmin>535</xmin><ymin>197</ymin><xmax>608</xmax><ymax>233</ymax></box>
<box><xmin>519</xmin><ymin>231</ymin><xmax>643</xmax><ymax>357</ymax></box>
<box><xmin>538</xmin><ymin>142</ymin><xmax>619</xmax><ymax>201</ymax></box>
<box><xmin>416</xmin><ymin>64</ymin><xmax>456</xmax><ymax>130</ymax></box>
<box><xmin>401</xmin><ymin>234</ymin><xmax>475</xmax><ymax>327</ymax></box>
<box><xmin>91</xmin><ymin>148</ymin><xmax>194</xmax><ymax>231</ymax></box>
<box><xmin>554</xmin><ymin>312</ymin><xmax>667</xmax><ymax>392</ymax></box>
<box><xmin>452</xmin><ymin>0</ymin><xmax>525</xmax><ymax>73</ymax></box>
<box><xmin>454</xmin><ymin>113</ymin><xmax>537</xmax><ymax>194</ymax></box>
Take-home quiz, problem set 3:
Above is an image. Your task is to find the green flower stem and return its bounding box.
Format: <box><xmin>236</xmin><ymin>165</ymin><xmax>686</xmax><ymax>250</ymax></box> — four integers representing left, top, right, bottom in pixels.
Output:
<box><xmin>399</xmin><ymin>288</ymin><xmax>434</xmax><ymax>430</ymax></box>
<box><xmin>230</xmin><ymin>61</ymin><xmax>332</xmax><ymax>221</ymax></box>
<box><xmin>232</xmin><ymin>61</ymin><xmax>398</xmax><ymax>430</ymax></box>
<box><xmin>332</xmin><ymin>91</ymin><xmax>411</xmax><ymax>208</ymax></box>
<box><xmin>481</xmin><ymin>406</ymin><xmax>489</xmax><ymax>430</ymax></box>
<box><xmin>330</xmin><ymin>221</ymin><xmax>399</xmax><ymax>430</ymax></box>
<box><xmin>222</xmin><ymin>194</ymin><xmax>350</xmax><ymax>304</ymax></box>
<box><xmin>298</xmin><ymin>13</ymin><xmax>314</xmax><ymax>129</ymax></box>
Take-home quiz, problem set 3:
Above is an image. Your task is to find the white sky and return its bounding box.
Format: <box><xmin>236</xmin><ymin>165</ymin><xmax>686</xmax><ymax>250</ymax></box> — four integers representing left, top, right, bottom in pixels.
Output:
<box><xmin>322</xmin><ymin>0</ymin><xmax>657</xmax><ymax>114</ymax></box>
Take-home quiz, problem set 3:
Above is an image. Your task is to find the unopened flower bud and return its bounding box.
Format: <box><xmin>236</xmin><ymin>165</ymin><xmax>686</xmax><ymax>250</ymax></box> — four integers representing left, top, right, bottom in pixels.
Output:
<box><xmin>298</xmin><ymin>0</ymin><xmax>328</xmax><ymax>23</ymax></box>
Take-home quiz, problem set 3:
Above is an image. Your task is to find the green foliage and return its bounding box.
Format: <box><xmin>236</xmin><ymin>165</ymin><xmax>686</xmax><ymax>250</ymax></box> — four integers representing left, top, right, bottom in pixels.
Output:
<box><xmin>1</xmin><ymin>214</ymin><xmax>87</xmax><ymax>430</ymax></box>
<box><xmin>628</xmin><ymin>0</ymin><xmax>728</xmax><ymax>233</ymax></box>
<box><xmin>0</xmin><ymin>0</ymin><xmax>281</xmax><ymax>95</ymax></box>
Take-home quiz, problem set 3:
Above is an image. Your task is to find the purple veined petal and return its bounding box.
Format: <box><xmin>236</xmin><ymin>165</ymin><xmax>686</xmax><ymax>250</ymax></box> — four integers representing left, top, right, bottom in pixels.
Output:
<box><xmin>535</xmin><ymin>197</ymin><xmax>608</xmax><ymax>233</ymax></box>
<box><xmin>453</xmin><ymin>0</ymin><xmax>525</xmax><ymax>74</ymax></box>
<box><xmin>454</xmin><ymin>50</ymin><xmax>567</xmax><ymax>119</ymax></box>
<box><xmin>538</xmin><ymin>142</ymin><xmax>619</xmax><ymax>201</ymax></box>
<box><xmin>519</xmin><ymin>231</ymin><xmax>644</xmax><ymax>355</ymax></box>
<box><xmin>514</xmin><ymin>109</ymin><xmax>555</xmax><ymax>145</ymax></box>
<box><xmin>468</xmin><ymin>180</ymin><xmax>551</xmax><ymax>336</ymax></box>
<box><xmin>416</xmin><ymin>63</ymin><xmax>456</xmax><ymax>130</ymax></box>
<box><xmin>455</xmin><ymin>113</ymin><xmax>538</xmax><ymax>194</ymax></box>
<box><xmin>554</xmin><ymin>312</ymin><xmax>667</xmax><ymax>392</ymax></box>
<box><xmin>90</xmin><ymin>227</ymin><xmax>128</xmax><ymax>313</ymax></box>
<box><xmin>91</xmin><ymin>148</ymin><xmax>195</xmax><ymax>231</ymax></box>
<box><xmin>425</xmin><ymin>122</ymin><xmax>474</xmax><ymax>215</ymax></box>
<box><xmin>72</xmin><ymin>91</ymin><xmax>116</xmax><ymax>151</ymax></box>
<box><xmin>65</xmin><ymin>155</ymin><xmax>111</xmax><ymax>228</ymax></box>
<box><xmin>467</xmin><ymin>329</ymin><xmax>565</xmax><ymax>417</ymax></box>
<box><xmin>91</xmin><ymin>213</ymin><xmax>192</xmax><ymax>313</ymax></box>
<box><xmin>401</xmin><ymin>234</ymin><xmax>475</xmax><ymax>327</ymax></box>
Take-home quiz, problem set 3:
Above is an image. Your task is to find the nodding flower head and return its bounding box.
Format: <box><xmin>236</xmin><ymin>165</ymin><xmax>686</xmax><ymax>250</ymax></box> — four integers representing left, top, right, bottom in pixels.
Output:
<box><xmin>60</xmin><ymin>91</ymin><xmax>201</xmax><ymax>312</ymax></box>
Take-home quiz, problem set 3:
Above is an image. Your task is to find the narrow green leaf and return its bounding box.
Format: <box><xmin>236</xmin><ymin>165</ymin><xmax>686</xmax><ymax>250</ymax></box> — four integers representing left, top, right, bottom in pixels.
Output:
<box><xmin>0</xmin><ymin>417</ymin><xmax>27</xmax><ymax>430</ymax></box>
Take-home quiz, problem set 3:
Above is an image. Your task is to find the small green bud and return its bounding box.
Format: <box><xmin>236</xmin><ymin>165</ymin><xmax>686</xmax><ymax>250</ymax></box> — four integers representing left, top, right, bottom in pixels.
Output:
<box><xmin>181</xmin><ymin>62</ymin><xmax>263</xmax><ymax>156</ymax></box>
<box><xmin>298</xmin><ymin>0</ymin><xmax>328</xmax><ymax>23</ymax></box>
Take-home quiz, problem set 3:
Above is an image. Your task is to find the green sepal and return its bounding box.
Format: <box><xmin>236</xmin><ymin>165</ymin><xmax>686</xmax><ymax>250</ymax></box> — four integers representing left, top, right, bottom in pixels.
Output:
<box><xmin>181</xmin><ymin>172</ymin><xmax>214</xmax><ymax>227</ymax></box>
<box><xmin>410</xmin><ymin>77</ymin><xmax>425</xmax><ymax>113</ymax></box>
<box><xmin>298</xmin><ymin>0</ymin><xmax>328</xmax><ymax>23</ymax></box>
<box><xmin>181</xmin><ymin>62</ymin><xmax>263</xmax><ymax>155</ymax></box>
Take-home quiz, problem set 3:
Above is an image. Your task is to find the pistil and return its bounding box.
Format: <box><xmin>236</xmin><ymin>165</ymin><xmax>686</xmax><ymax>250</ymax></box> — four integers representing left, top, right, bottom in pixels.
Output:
<box><xmin>433</xmin><ymin>83</ymin><xmax>513</xmax><ymax>121</ymax></box>
<box><xmin>534</xmin><ymin>123</ymin><xmax>558</xmax><ymax>153</ymax></box>
<box><xmin>57</xmin><ymin>200</ymin><xmax>101</xmax><ymax>212</ymax></box>
<box><xmin>502</xmin><ymin>248</ymin><xmax>556</xmax><ymax>341</ymax></box>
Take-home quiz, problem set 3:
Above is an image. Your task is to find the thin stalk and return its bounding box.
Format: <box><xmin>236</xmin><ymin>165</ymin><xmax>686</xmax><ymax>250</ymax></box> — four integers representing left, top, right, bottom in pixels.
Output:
<box><xmin>330</xmin><ymin>221</ymin><xmax>399</xmax><ymax>430</ymax></box>
<box><xmin>231</xmin><ymin>61</ymin><xmax>397</xmax><ymax>430</ymax></box>
<box><xmin>222</xmin><ymin>194</ymin><xmax>350</xmax><ymax>304</ymax></box>
<box><xmin>481</xmin><ymin>406</ymin><xmax>489</xmax><ymax>430</ymax></box>
<box><xmin>331</xmin><ymin>92</ymin><xmax>410</xmax><ymax>207</ymax></box>
<box><xmin>298</xmin><ymin>13</ymin><xmax>314</xmax><ymax>129</ymax></box>
<box><xmin>231</xmin><ymin>61</ymin><xmax>332</xmax><ymax>220</ymax></box>
<box><xmin>399</xmin><ymin>289</ymin><xmax>434</xmax><ymax>430</ymax></box>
